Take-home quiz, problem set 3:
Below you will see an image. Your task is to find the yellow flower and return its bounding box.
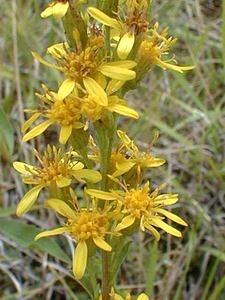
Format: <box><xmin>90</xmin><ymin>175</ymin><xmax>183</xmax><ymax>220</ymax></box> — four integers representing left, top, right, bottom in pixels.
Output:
<box><xmin>13</xmin><ymin>146</ymin><xmax>101</xmax><ymax>216</ymax></box>
<box><xmin>137</xmin><ymin>22</ymin><xmax>194</xmax><ymax>75</ymax></box>
<box><xmin>86</xmin><ymin>181</ymin><xmax>188</xmax><ymax>240</ymax></box>
<box><xmin>88</xmin><ymin>1</ymin><xmax>149</xmax><ymax>60</ymax></box>
<box><xmin>81</xmin><ymin>77</ymin><xmax>139</xmax><ymax>122</ymax></box>
<box><xmin>99</xmin><ymin>288</ymin><xmax>149</xmax><ymax>300</ymax></box>
<box><xmin>111</xmin><ymin>130</ymin><xmax>165</xmax><ymax>179</ymax></box>
<box><xmin>32</xmin><ymin>42</ymin><xmax>136</xmax><ymax>100</ymax></box>
<box><xmin>35</xmin><ymin>199</ymin><xmax>113</xmax><ymax>279</ymax></box>
<box><xmin>22</xmin><ymin>85</ymin><xmax>84</xmax><ymax>144</ymax></box>
<box><xmin>41</xmin><ymin>1</ymin><xmax>69</xmax><ymax>19</ymax></box>
<box><xmin>113</xmin><ymin>292</ymin><xmax>149</xmax><ymax>300</ymax></box>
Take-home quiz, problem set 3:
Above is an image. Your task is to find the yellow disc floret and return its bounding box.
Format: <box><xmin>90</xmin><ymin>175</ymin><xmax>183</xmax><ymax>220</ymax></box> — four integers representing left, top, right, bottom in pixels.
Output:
<box><xmin>124</xmin><ymin>186</ymin><xmax>150</xmax><ymax>219</ymax></box>
<box><xmin>24</xmin><ymin>146</ymin><xmax>76</xmax><ymax>185</ymax></box>
<box><xmin>47</xmin><ymin>96</ymin><xmax>81</xmax><ymax>126</ymax></box>
<box><xmin>59</xmin><ymin>47</ymin><xmax>99</xmax><ymax>81</ymax></box>
<box><xmin>68</xmin><ymin>211</ymin><xmax>109</xmax><ymax>241</ymax></box>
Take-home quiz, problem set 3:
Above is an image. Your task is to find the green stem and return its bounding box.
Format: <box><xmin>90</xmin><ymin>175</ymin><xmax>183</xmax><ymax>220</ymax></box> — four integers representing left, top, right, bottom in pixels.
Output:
<box><xmin>94</xmin><ymin>114</ymin><xmax>116</xmax><ymax>298</ymax></box>
<box><xmin>102</xmin><ymin>250</ymin><xmax>110</xmax><ymax>300</ymax></box>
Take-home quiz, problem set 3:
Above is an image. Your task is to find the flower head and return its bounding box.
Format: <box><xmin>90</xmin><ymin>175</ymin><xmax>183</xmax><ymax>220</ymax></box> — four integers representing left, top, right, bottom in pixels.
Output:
<box><xmin>86</xmin><ymin>181</ymin><xmax>187</xmax><ymax>240</ymax></box>
<box><xmin>88</xmin><ymin>1</ymin><xmax>149</xmax><ymax>60</ymax></box>
<box><xmin>22</xmin><ymin>83</ymin><xmax>139</xmax><ymax>144</ymax></box>
<box><xmin>22</xmin><ymin>85</ymin><xmax>83</xmax><ymax>144</ymax></box>
<box><xmin>81</xmin><ymin>77</ymin><xmax>139</xmax><ymax>122</ymax></box>
<box><xmin>35</xmin><ymin>199</ymin><xmax>113</xmax><ymax>279</ymax></box>
<box><xmin>99</xmin><ymin>288</ymin><xmax>149</xmax><ymax>300</ymax></box>
<box><xmin>136</xmin><ymin>22</ymin><xmax>194</xmax><ymax>76</ymax></box>
<box><xmin>13</xmin><ymin>146</ymin><xmax>101</xmax><ymax>215</ymax></box>
<box><xmin>32</xmin><ymin>41</ymin><xmax>136</xmax><ymax>100</ymax></box>
<box><xmin>111</xmin><ymin>130</ymin><xmax>165</xmax><ymax>182</ymax></box>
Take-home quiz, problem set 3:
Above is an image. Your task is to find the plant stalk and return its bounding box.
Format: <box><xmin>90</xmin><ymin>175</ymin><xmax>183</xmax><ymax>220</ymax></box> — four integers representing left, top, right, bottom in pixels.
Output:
<box><xmin>102</xmin><ymin>250</ymin><xmax>111</xmax><ymax>300</ymax></box>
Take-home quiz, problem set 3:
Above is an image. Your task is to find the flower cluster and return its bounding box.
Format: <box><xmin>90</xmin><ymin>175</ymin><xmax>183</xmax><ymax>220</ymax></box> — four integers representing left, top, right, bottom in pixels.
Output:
<box><xmin>14</xmin><ymin>1</ymin><xmax>192</xmax><ymax>299</ymax></box>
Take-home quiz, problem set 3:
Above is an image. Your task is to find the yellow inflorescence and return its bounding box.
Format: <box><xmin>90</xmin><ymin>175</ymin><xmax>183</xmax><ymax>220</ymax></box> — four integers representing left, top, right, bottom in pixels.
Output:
<box><xmin>68</xmin><ymin>211</ymin><xmax>109</xmax><ymax>241</ymax></box>
<box><xmin>124</xmin><ymin>187</ymin><xmax>150</xmax><ymax>219</ymax></box>
<box><xmin>59</xmin><ymin>47</ymin><xmax>99</xmax><ymax>80</ymax></box>
<box><xmin>14</xmin><ymin>1</ymin><xmax>193</xmax><ymax>296</ymax></box>
<box><xmin>47</xmin><ymin>96</ymin><xmax>82</xmax><ymax>126</ymax></box>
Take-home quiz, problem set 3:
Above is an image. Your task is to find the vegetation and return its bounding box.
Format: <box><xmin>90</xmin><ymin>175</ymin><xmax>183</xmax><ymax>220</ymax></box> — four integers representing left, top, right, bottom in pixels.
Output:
<box><xmin>0</xmin><ymin>0</ymin><xmax>224</xmax><ymax>299</ymax></box>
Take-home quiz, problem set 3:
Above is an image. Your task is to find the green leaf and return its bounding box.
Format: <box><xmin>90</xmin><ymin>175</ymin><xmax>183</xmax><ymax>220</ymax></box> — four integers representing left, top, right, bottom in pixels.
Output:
<box><xmin>200</xmin><ymin>246</ymin><xmax>225</xmax><ymax>262</ymax></box>
<box><xmin>0</xmin><ymin>207</ymin><xmax>16</xmax><ymax>217</ymax></box>
<box><xmin>110</xmin><ymin>236</ymin><xmax>132</xmax><ymax>282</ymax></box>
<box><xmin>0</xmin><ymin>106</ymin><xmax>14</xmax><ymax>156</ymax></box>
<box><xmin>0</xmin><ymin>218</ymin><xmax>70</xmax><ymax>263</ymax></box>
<box><xmin>207</xmin><ymin>275</ymin><xmax>225</xmax><ymax>300</ymax></box>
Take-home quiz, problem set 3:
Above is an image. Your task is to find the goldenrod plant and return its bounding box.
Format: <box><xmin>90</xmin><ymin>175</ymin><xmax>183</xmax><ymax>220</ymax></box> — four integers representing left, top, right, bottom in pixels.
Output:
<box><xmin>14</xmin><ymin>1</ymin><xmax>193</xmax><ymax>299</ymax></box>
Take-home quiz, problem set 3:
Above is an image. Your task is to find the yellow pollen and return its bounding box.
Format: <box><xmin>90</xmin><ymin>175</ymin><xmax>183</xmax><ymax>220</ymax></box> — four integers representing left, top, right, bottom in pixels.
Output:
<box><xmin>59</xmin><ymin>48</ymin><xmax>98</xmax><ymax>80</ymax></box>
<box><xmin>26</xmin><ymin>147</ymin><xmax>74</xmax><ymax>185</ymax></box>
<box><xmin>139</xmin><ymin>41</ymin><xmax>161</xmax><ymax>63</ymax></box>
<box><xmin>48</xmin><ymin>97</ymin><xmax>81</xmax><ymax>126</ymax></box>
<box><xmin>68</xmin><ymin>211</ymin><xmax>109</xmax><ymax>241</ymax></box>
<box><xmin>124</xmin><ymin>188</ymin><xmax>150</xmax><ymax>218</ymax></box>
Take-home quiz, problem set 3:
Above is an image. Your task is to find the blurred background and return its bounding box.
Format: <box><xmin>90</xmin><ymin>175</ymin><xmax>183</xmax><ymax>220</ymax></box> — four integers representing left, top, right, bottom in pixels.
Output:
<box><xmin>0</xmin><ymin>0</ymin><xmax>224</xmax><ymax>299</ymax></box>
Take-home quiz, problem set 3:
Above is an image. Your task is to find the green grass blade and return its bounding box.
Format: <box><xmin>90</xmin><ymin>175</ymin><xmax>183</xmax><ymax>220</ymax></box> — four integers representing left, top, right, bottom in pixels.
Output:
<box><xmin>207</xmin><ymin>275</ymin><xmax>225</xmax><ymax>300</ymax></box>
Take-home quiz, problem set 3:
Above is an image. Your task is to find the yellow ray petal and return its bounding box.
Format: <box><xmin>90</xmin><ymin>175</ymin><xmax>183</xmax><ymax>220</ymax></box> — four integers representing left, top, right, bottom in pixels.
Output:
<box><xmin>94</xmin><ymin>72</ymin><xmax>107</xmax><ymax>90</ymax></box>
<box><xmin>22</xmin><ymin>113</ymin><xmax>41</xmax><ymax>133</ymax></box>
<box><xmin>112</xmin><ymin>161</ymin><xmax>135</xmax><ymax>177</ymax></box>
<box><xmin>103</xmin><ymin>60</ymin><xmax>137</xmax><ymax>69</ymax></box>
<box><xmin>117</xmin><ymin>32</ymin><xmax>135</xmax><ymax>59</ymax></box>
<box><xmin>143</xmin><ymin>157</ymin><xmax>166</xmax><ymax>167</ymax></box>
<box><xmin>16</xmin><ymin>184</ymin><xmax>44</xmax><ymax>216</ymax></box>
<box><xmin>143</xmin><ymin>222</ymin><xmax>160</xmax><ymax>241</ymax></box>
<box><xmin>87</xmin><ymin>7</ymin><xmax>121</xmax><ymax>31</ymax></box>
<box><xmin>115</xmin><ymin>215</ymin><xmax>136</xmax><ymax>231</ymax></box>
<box><xmin>22</xmin><ymin>120</ymin><xmax>53</xmax><ymax>142</ymax></box>
<box><xmin>154</xmin><ymin>194</ymin><xmax>178</xmax><ymax>205</ymax></box>
<box><xmin>13</xmin><ymin>161</ymin><xmax>34</xmax><ymax>174</ymax></box>
<box><xmin>32</xmin><ymin>52</ymin><xmax>62</xmax><ymax>70</ymax></box>
<box><xmin>93</xmin><ymin>237</ymin><xmax>112</xmax><ymax>251</ymax></box>
<box><xmin>52</xmin><ymin>2</ymin><xmax>69</xmax><ymax>19</ymax></box>
<box><xmin>41</xmin><ymin>6</ymin><xmax>53</xmax><ymax>18</ymax></box>
<box><xmin>85</xmin><ymin>189</ymin><xmax>117</xmax><ymax>200</ymax></box>
<box><xmin>34</xmin><ymin>227</ymin><xmax>67</xmax><ymax>241</ymax></box>
<box><xmin>151</xmin><ymin>218</ymin><xmax>182</xmax><ymax>237</ymax></box>
<box><xmin>59</xmin><ymin>125</ymin><xmax>73</xmax><ymax>144</ymax></box>
<box><xmin>71</xmin><ymin>162</ymin><xmax>84</xmax><ymax>170</ymax></box>
<box><xmin>108</xmin><ymin>102</ymin><xmax>139</xmax><ymax>119</ymax></box>
<box><xmin>73</xmin><ymin>241</ymin><xmax>88</xmax><ymax>279</ymax></box>
<box><xmin>73</xmin><ymin>122</ymin><xmax>85</xmax><ymax>129</ymax></box>
<box><xmin>56</xmin><ymin>176</ymin><xmax>72</xmax><ymax>188</ymax></box>
<box><xmin>47</xmin><ymin>42</ymin><xmax>68</xmax><ymax>58</ymax></box>
<box><xmin>58</xmin><ymin>79</ymin><xmax>75</xmax><ymax>100</ymax></box>
<box><xmin>114</xmin><ymin>294</ymin><xmax>124</xmax><ymax>300</ymax></box>
<box><xmin>83</xmin><ymin>77</ymin><xmax>108</xmax><ymax>106</ymax></box>
<box><xmin>106</xmin><ymin>80</ymin><xmax>125</xmax><ymax>95</ymax></box>
<box><xmin>156</xmin><ymin>58</ymin><xmax>194</xmax><ymax>73</ymax></box>
<box><xmin>156</xmin><ymin>208</ymin><xmax>188</xmax><ymax>226</ymax></box>
<box><xmin>137</xmin><ymin>293</ymin><xmax>149</xmax><ymax>300</ymax></box>
<box><xmin>47</xmin><ymin>198</ymin><xmax>76</xmax><ymax>219</ymax></box>
<box><xmin>98</xmin><ymin>65</ymin><xmax>136</xmax><ymax>81</ymax></box>
<box><xmin>73</xmin><ymin>169</ymin><xmax>102</xmax><ymax>183</ymax></box>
